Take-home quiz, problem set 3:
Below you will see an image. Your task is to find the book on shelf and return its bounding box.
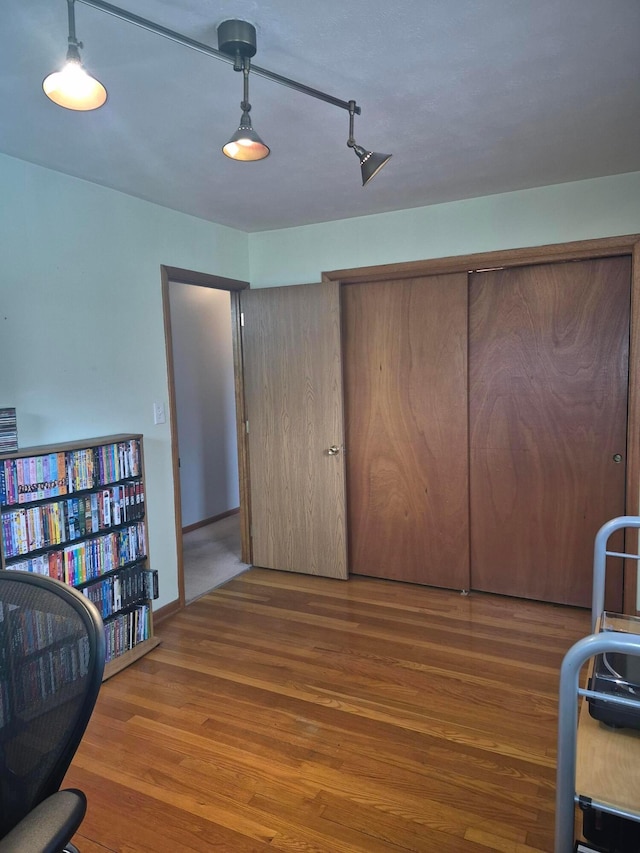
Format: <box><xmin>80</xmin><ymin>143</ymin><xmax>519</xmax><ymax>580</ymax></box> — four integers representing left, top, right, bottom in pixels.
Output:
<box><xmin>80</xmin><ymin>564</ymin><xmax>158</xmax><ymax>620</ymax></box>
<box><xmin>0</xmin><ymin>483</ymin><xmax>146</xmax><ymax>560</ymax></box>
<box><xmin>104</xmin><ymin>603</ymin><xmax>150</xmax><ymax>663</ymax></box>
<box><xmin>0</xmin><ymin>439</ymin><xmax>143</xmax><ymax>508</ymax></box>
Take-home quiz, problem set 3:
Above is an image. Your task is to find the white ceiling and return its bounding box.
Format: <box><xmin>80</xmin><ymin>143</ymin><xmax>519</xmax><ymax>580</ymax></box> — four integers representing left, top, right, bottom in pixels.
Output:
<box><xmin>3</xmin><ymin>1</ymin><xmax>639</xmax><ymax>233</ymax></box>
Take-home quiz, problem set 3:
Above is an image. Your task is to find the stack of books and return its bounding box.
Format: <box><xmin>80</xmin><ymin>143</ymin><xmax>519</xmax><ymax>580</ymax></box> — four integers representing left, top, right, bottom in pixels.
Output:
<box><xmin>0</xmin><ymin>408</ymin><xmax>17</xmax><ymax>454</ymax></box>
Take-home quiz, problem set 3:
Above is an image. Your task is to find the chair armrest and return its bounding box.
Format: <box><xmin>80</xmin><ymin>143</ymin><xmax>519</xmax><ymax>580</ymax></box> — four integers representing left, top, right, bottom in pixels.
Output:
<box><xmin>0</xmin><ymin>789</ymin><xmax>86</xmax><ymax>853</ymax></box>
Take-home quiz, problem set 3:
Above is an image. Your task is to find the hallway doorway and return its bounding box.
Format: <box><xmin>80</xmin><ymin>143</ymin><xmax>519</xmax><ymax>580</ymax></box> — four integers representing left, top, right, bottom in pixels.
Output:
<box><xmin>161</xmin><ymin>266</ymin><xmax>251</xmax><ymax>607</ymax></box>
<box><xmin>183</xmin><ymin>512</ymin><xmax>250</xmax><ymax>602</ymax></box>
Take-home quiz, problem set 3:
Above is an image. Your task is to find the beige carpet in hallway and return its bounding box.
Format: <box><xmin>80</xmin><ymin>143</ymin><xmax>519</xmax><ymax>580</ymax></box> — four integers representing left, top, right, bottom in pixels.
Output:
<box><xmin>183</xmin><ymin>513</ymin><xmax>251</xmax><ymax>603</ymax></box>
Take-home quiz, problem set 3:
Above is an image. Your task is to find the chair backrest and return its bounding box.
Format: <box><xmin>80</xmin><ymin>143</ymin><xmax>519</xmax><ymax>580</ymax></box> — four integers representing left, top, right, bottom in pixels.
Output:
<box><xmin>0</xmin><ymin>570</ymin><xmax>105</xmax><ymax>837</ymax></box>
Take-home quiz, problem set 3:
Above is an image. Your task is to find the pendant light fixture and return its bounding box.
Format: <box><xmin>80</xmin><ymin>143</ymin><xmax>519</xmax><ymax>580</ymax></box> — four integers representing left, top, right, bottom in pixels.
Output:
<box><xmin>347</xmin><ymin>100</ymin><xmax>391</xmax><ymax>186</ymax></box>
<box><xmin>218</xmin><ymin>20</ymin><xmax>269</xmax><ymax>162</ymax></box>
<box><xmin>43</xmin><ymin>0</ymin><xmax>107</xmax><ymax>111</ymax></box>
<box><xmin>222</xmin><ymin>61</ymin><xmax>270</xmax><ymax>161</ymax></box>
<box><xmin>43</xmin><ymin>0</ymin><xmax>392</xmax><ymax>183</ymax></box>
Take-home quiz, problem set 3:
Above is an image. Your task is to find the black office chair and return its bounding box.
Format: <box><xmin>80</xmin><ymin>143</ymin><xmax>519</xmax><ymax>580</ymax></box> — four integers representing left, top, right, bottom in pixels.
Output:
<box><xmin>0</xmin><ymin>570</ymin><xmax>105</xmax><ymax>853</ymax></box>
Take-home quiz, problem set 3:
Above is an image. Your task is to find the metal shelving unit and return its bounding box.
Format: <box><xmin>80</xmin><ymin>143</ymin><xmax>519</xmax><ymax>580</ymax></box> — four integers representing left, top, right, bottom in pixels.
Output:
<box><xmin>555</xmin><ymin>516</ymin><xmax>640</xmax><ymax>853</ymax></box>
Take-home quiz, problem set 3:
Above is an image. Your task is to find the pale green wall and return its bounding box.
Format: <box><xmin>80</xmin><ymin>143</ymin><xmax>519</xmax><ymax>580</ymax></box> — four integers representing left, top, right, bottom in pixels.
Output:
<box><xmin>3</xmin><ymin>150</ymin><xmax>640</xmax><ymax>613</ymax></box>
<box><xmin>0</xmin><ymin>152</ymin><xmax>249</xmax><ymax>609</ymax></box>
<box><xmin>248</xmin><ymin>171</ymin><xmax>640</xmax><ymax>287</ymax></box>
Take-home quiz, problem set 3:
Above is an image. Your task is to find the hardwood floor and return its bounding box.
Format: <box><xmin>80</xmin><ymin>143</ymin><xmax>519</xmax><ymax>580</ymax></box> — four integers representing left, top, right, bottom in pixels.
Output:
<box><xmin>66</xmin><ymin>568</ymin><xmax>591</xmax><ymax>852</ymax></box>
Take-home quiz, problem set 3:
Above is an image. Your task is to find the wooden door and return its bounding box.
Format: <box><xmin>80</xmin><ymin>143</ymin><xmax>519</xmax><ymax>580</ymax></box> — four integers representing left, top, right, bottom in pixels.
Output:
<box><xmin>469</xmin><ymin>257</ymin><xmax>630</xmax><ymax>608</ymax></box>
<box><xmin>342</xmin><ymin>274</ymin><xmax>470</xmax><ymax>588</ymax></box>
<box><xmin>241</xmin><ymin>282</ymin><xmax>348</xmax><ymax>579</ymax></box>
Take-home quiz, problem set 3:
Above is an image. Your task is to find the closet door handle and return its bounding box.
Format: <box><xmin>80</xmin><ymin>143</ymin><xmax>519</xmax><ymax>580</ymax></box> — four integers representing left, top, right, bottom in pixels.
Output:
<box><xmin>327</xmin><ymin>445</ymin><xmax>341</xmax><ymax>456</ymax></box>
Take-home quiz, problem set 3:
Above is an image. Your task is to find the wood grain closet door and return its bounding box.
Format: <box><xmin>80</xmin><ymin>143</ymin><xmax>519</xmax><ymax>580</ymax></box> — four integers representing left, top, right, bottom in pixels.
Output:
<box><xmin>342</xmin><ymin>274</ymin><xmax>470</xmax><ymax>588</ymax></box>
<box><xmin>469</xmin><ymin>257</ymin><xmax>630</xmax><ymax>608</ymax></box>
<box><xmin>241</xmin><ymin>282</ymin><xmax>348</xmax><ymax>579</ymax></box>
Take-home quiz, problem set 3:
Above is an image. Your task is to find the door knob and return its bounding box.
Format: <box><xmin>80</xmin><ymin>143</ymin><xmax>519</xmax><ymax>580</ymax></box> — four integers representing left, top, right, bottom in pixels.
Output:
<box><xmin>613</xmin><ymin>453</ymin><xmax>623</xmax><ymax>463</ymax></box>
<box><xmin>327</xmin><ymin>445</ymin><xmax>340</xmax><ymax>456</ymax></box>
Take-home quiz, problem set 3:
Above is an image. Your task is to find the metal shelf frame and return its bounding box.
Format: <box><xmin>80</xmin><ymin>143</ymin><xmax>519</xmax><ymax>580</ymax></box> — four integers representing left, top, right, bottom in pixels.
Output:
<box><xmin>555</xmin><ymin>516</ymin><xmax>640</xmax><ymax>853</ymax></box>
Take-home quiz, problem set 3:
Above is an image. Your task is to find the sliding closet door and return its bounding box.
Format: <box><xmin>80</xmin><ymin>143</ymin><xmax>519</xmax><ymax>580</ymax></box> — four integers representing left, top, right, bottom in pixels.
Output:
<box><xmin>342</xmin><ymin>274</ymin><xmax>470</xmax><ymax>589</ymax></box>
<box><xmin>469</xmin><ymin>257</ymin><xmax>630</xmax><ymax>608</ymax></box>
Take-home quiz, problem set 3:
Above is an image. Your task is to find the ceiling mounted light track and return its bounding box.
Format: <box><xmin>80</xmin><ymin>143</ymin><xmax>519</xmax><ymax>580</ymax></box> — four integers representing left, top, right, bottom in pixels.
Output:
<box><xmin>43</xmin><ymin>0</ymin><xmax>391</xmax><ymax>184</ymax></box>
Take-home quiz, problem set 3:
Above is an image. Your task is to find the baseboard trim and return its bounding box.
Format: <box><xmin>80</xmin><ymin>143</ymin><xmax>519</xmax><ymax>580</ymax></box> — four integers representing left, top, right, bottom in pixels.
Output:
<box><xmin>153</xmin><ymin>598</ymin><xmax>181</xmax><ymax>624</ymax></box>
<box><xmin>182</xmin><ymin>507</ymin><xmax>240</xmax><ymax>535</ymax></box>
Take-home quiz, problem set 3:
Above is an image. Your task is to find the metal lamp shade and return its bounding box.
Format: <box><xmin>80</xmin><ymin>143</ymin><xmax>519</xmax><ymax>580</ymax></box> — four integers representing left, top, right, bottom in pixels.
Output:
<box><xmin>43</xmin><ymin>50</ymin><xmax>107</xmax><ymax>111</ymax></box>
<box><xmin>356</xmin><ymin>147</ymin><xmax>392</xmax><ymax>186</ymax></box>
<box><xmin>223</xmin><ymin>112</ymin><xmax>270</xmax><ymax>161</ymax></box>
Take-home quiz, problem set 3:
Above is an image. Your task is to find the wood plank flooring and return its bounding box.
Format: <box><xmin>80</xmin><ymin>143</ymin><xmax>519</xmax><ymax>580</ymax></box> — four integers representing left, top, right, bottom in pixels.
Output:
<box><xmin>65</xmin><ymin>568</ymin><xmax>591</xmax><ymax>852</ymax></box>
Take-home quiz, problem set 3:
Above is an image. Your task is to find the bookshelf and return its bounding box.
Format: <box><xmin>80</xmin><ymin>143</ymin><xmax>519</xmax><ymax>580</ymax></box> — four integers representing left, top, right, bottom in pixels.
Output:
<box><xmin>2</xmin><ymin>597</ymin><xmax>92</xmax><ymax>724</ymax></box>
<box><xmin>0</xmin><ymin>434</ymin><xmax>160</xmax><ymax>680</ymax></box>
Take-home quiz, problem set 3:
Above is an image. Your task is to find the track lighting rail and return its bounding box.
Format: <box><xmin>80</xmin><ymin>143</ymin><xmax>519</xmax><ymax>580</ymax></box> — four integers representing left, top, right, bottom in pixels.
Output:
<box><xmin>47</xmin><ymin>0</ymin><xmax>390</xmax><ymax>181</ymax></box>
<box><xmin>76</xmin><ymin>0</ymin><xmax>362</xmax><ymax>115</ymax></box>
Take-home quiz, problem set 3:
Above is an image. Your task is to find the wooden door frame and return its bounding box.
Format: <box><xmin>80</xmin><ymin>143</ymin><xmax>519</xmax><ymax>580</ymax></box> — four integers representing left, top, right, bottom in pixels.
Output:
<box><xmin>324</xmin><ymin>233</ymin><xmax>640</xmax><ymax>614</ymax></box>
<box><xmin>161</xmin><ymin>265</ymin><xmax>251</xmax><ymax>609</ymax></box>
